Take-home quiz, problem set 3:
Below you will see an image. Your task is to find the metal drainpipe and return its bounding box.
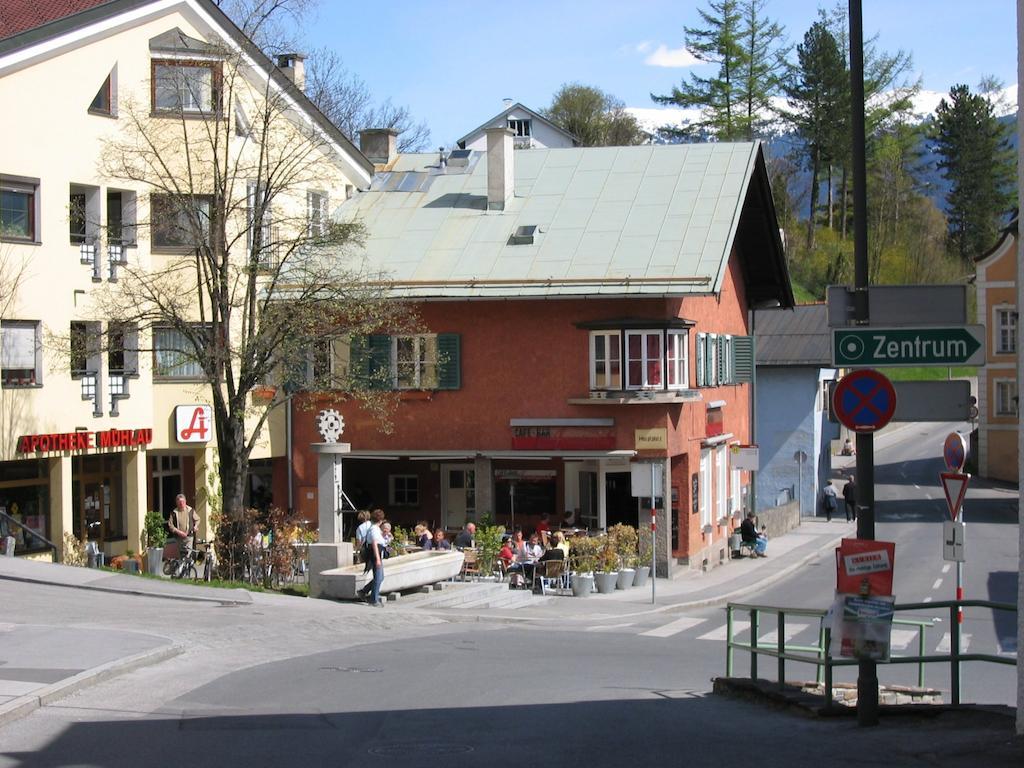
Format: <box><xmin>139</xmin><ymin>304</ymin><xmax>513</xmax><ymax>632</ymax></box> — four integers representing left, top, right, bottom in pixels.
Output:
<box><xmin>286</xmin><ymin>397</ymin><xmax>293</xmax><ymax>512</ymax></box>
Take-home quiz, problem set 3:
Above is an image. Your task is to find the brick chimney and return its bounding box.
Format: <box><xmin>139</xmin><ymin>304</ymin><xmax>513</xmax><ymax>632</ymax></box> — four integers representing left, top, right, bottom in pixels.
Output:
<box><xmin>359</xmin><ymin>128</ymin><xmax>398</xmax><ymax>166</ymax></box>
<box><xmin>486</xmin><ymin>127</ymin><xmax>514</xmax><ymax>211</ymax></box>
<box><xmin>277</xmin><ymin>53</ymin><xmax>306</xmax><ymax>92</ymax></box>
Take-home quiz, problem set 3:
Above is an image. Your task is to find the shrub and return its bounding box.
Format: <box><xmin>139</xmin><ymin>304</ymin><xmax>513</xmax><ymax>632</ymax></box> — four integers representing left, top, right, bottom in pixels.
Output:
<box><xmin>608</xmin><ymin>523</ymin><xmax>638</xmax><ymax>568</ymax></box>
<box><xmin>568</xmin><ymin>535</ymin><xmax>600</xmax><ymax>574</ymax></box>
<box><xmin>475</xmin><ymin>524</ymin><xmax>506</xmax><ymax>575</ymax></box>
<box><xmin>143</xmin><ymin>510</ymin><xmax>168</xmax><ymax>550</ymax></box>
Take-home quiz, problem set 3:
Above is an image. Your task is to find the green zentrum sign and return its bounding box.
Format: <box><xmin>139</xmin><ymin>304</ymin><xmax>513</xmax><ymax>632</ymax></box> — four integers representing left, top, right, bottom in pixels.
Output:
<box><xmin>832</xmin><ymin>326</ymin><xmax>985</xmax><ymax>367</ymax></box>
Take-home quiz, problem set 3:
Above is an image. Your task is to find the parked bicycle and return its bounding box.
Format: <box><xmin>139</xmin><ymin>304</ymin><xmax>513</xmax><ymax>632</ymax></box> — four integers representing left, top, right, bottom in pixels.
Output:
<box><xmin>163</xmin><ymin>539</ymin><xmax>213</xmax><ymax>580</ymax></box>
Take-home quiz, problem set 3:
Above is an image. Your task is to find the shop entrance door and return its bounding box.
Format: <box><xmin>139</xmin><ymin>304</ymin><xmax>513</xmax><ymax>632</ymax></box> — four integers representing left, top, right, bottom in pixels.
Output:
<box><xmin>604</xmin><ymin>472</ymin><xmax>634</xmax><ymax>528</ymax></box>
<box><xmin>77</xmin><ymin>481</ymin><xmax>105</xmax><ymax>541</ymax></box>
<box><xmin>441</xmin><ymin>465</ymin><xmax>475</xmax><ymax>529</ymax></box>
<box><xmin>73</xmin><ymin>455</ymin><xmax>123</xmax><ymax>543</ymax></box>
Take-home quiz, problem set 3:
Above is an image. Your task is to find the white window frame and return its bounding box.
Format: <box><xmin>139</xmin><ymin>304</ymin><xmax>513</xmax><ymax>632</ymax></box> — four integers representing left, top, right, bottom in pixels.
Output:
<box><xmin>392</xmin><ymin>334</ymin><xmax>438</xmax><ymax>390</ymax></box>
<box><xmin>994</xmin><ymin>378</ymin><xmax>1018</xmax><ymax>417</ymax></box>
<box><xmin>589</xmin><ymin>330</ymin><xmax>622</xmax><ymax>390</ymax></box>
<box><xmin>153</xmin><ymin>61</ymin><xmax>217</xmax><ymax>114</ymax></box>
<box><xmin>389</xmin><ymin>474</ymin><xmax>419</xmax><ymax>506</ymax></box>
<box><xmin>1</xmin><ymin>320</ymin><xmax>42</xmax><ymax>387</ymax></box>
<box><xmin>994</xmin><ymin>305</ymin><xmax>1017</xmax><ymax>355</ymax></box>
<box><xmin>699</xmin><ymin>449</ymin><xmax>712</xmax><ymax>530</ymax></box>
<box><xmin>730</xmin><ymin>465</ymin><xmax>742</xmax><ymax>517</ymax></box>
<box><xmin>696</xmin><ymin>333</ymin><xmax>706</xmax><ymax>386</ymax></box>
<box><xmin>153</xmin><ymin>325</ymin><xmax>206</xmax><ymax>379</ymax></box>
<box><xmin>625</xmin><ymin>329</ymin><xmax>664</xmax><ymax>389</ymax></box>
<box><xmin>307</xmin><ymin>190</ymin><xmax>329</xmax><ymax>238</ymax></box>
<box><xmin>507</xmin><ymin>118</ymin><xmax>532</xmax><ymax>137</ymax></box>
<box><xmin>666</xmin><ymin>329</ymin><xmax>689</xmax><ymax>390</ymax></box>
<box><xmin>715</xmin><ymin>444</ymin><xmax>728</xmax><ymax>522</ymax></box>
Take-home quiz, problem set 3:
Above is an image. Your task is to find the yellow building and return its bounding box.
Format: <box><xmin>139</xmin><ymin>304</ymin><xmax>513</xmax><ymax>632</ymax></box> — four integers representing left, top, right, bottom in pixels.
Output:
<box><xmin>0</xmin><ymin>0</ymin><xmax>372</xmax><ymax>560</ymax></box>
<box><xmin>975</xmin><ymin>219</ymin><xmax>1019</xmax><ymax>482</ymax></box>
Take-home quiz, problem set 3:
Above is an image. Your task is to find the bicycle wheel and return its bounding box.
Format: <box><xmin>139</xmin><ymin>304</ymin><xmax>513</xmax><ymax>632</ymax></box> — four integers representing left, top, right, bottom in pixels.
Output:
<box><xmin>184</xmin><ymin>564</ymin><xmax>198</xmax><ymax>580</ymax></box>
<box><xmin>162</xmin><ymin>559</ymin><xmax>175</xmax><ymax>576</ymax></box>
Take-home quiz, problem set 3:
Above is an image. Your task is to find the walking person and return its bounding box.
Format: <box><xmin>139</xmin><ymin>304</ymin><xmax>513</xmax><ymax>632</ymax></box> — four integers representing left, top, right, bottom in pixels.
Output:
<box><xmin>843</xmin><ymin>474</ymin><xmax>857</xmax><ymax>522</ymax></box>
<box><xmin>822</xmin><ymin>480</ymin><xmax>838</xmax><ymax>522</ymax></box>
<box><xmin>365</xmin><ymin>509</ymin><xmax>386</xmax><ymax>606</ymax></box>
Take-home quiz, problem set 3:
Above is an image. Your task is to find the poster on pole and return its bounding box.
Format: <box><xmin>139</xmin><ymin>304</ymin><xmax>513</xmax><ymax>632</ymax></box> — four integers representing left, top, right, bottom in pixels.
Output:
<box><xmin>828</xmin><ymin>594</ymin><xmax>895</xmax><ymax>661</ymax></box>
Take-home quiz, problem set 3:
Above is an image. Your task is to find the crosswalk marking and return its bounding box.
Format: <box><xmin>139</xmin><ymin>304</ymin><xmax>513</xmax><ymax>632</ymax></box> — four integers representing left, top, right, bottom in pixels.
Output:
<box><xmin>698</xmin><ymin>621</ymin><xmax>748</xmax><ymax>641</ymax></box>
<box><xmin>889</xmin><ymin>629</ymin><xmax>920</xmax><ymax>651</ymax></box>
<box><xmin>936</xmin><ymin>632</ymin><xmax>972</xmax><ymax>653</ymax></box>
<box><xmin>757</xmin><ymin>623</ymin><xmax>811</xmax><ymax>645</ymax></box>
<box><xmin>640</xmin><ymin>616</ymin><xmax>708</xmax><ymax>638</ymax></box>
<box><xmin>585</xmin><ymin>623</ymin><xmax>636</xmax><ymax>632</ymax></box>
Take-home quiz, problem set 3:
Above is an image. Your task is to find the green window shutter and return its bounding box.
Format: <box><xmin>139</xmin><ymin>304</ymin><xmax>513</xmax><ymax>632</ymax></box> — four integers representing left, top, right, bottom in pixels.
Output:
<box><xmin>351</xmin><ymin>334</ymin><xmax>392</xmax><ymax>389</ymax></box>
<box><xmin>696</xmin><ymin>333</ymin><xmax>705</xmax><ymax>387</ymax></box>
<box><xmin>732</xmin><ymin>335</ymin><xmax>755</xmax><ymax>384</ymax></box>
<box><xmin>437</xmin><ymin>333</ymin><xmax>461</xmax><ymax>390</ymax></box>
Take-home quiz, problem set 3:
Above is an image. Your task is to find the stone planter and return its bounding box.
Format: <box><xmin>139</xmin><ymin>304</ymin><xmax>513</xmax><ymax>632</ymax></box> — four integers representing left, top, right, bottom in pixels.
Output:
<box><xmin>616</xmin><ymin>568</ymin><xmax>635</xmax><ymax>589</ymax></box>
<box><xmin>594</xmin><ymin>571</ymin><xmax>618</xmax><ymax>594</ymax></box>
<box><xmin>571</xmin><ymin>572</ymin><xmax>594</xmax><ymax>597</ymax></box>
<box><xmin>632</xmin><ymin>565</ymin><xmax>650</xmax><ymax>587</ymax></box>
<box><xmin>145</xmin><ymin>547</ymin><xmax>163</xmax><ymax>575</ymax></box>
<box><xmin>122</xmin><ymin>558</ymin><xmax>140</xmax><ymax>574</ymax></box>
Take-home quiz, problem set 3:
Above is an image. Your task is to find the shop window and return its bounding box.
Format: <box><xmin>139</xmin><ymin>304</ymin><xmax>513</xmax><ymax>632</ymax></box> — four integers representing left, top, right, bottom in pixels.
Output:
<box><xmin>152</xmin><ymin>60</ymin><xmax>220</xmax><ymax>114</ymax></box>
<box><xmin>389</xmin><ymin>475</ymin><xmax>419</xmax><ymax>506</ymax></box>
<box><xmin>0</xmin><ymin>459</ymin><xmax>50</xmax><ymax>553</ymax></box>
<box><xmin>150</xmin><ymin>455</ymin><xmax>183</xmax><ymax>515</ymax></box>
<box><xmin>1</xmin><ymin>320</ymin><xmax>42</xmax><ymax>387</ymax></box>
<box><xmin>151</xmin><ymin>194</ymin><xmax>212</xmax><ymax>251</ymax></box>
<box><xmin>1</xmin><ymin>176</ymin><xmax>39</xmax><ymax>242</ymax></box>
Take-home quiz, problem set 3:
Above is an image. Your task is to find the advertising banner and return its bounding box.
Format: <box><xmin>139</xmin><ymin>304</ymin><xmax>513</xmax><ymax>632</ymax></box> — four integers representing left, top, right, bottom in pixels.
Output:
<box><xmin>828</xmin><ymin>594</ymin><xmax>895</xmax><ymax>661</ymax></box>
<box><xmin>835</xmin><ymin>538</ymin><xmax>896</xmax><ymax>596</ymax></box>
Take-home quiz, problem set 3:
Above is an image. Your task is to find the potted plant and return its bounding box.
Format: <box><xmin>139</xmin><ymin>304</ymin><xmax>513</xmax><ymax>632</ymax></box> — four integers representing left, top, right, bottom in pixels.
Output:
<box><xmin>121</xmin><ymin>549</ymin><xmax>141</xmax><ymax>573</ymax></box>
<box><xmin>609</xmin><ymin>523</ymin><xmax>637</xmax><ymax>589</ymax></box>
<box><xmin>593</xmin><ymin>537</ymin><xmax>619</xmax><ymax>594</ymax></box>
<box><xmin>475</xmin><ymin>523</ymin><xmax>505</xmax><ymax>581</ymax></box>
<box><xmin>634</xmin><ymin>528</ymin><xmax>652</xmax><ymax>586</ymax></box>
<box><xmin>143</xmin><ymin>510</ymin><xmax>168</xmax><ymax>575</ymax></box>
<box><xmin>569</xmin><ymin>535</ymin><xmax>599</xmax><ymax>597</ymax></box>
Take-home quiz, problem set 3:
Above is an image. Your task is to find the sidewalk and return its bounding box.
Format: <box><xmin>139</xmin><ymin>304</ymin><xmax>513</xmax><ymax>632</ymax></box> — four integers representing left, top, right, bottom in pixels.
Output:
<box><xmin>430</xmin><ymin>518</ymin><xmax>856</xmax><ymax>622</ymax></box>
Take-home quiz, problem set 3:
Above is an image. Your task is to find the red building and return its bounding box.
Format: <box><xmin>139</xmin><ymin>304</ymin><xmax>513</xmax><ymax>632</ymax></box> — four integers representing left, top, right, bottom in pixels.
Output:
<box><xmin>290</xmin><ymin>130</ymin><xmax>793</xmax><ymax>575</ymax></box>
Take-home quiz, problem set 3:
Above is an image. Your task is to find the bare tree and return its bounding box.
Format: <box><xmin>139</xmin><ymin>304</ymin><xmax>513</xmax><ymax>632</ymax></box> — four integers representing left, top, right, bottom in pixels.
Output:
<box><xmin>88</xmin><ymin>25</ymin><xmax>417</xmax><ymax>536</ymax></box>
<box><xmin>305</xmin><ymin>47</ymin><xmax>431</xmax><ymax>152</ymax></box>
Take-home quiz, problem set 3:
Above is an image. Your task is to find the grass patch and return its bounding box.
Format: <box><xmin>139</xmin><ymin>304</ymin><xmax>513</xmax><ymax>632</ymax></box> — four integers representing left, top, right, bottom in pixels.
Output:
<box><xmin>883</xmin><ymin>367</ymin><xmax>977</xmax><ymax>381</ymax></box>
<box><xmin>791</xmin><ymin>282</ymin><xmax>818</xmax><ymax>304</ymax></box>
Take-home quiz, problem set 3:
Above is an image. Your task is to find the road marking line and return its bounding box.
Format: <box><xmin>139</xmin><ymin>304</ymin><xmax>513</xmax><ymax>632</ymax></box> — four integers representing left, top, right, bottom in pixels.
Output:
<box><xmin>931</xmin><ymin>578</ymin><xmax>943</xmax><ymax>590</ymax></box>
<box><xmin>640</xmin><ymin>616</ymin><xmax>708</xmax><ymax>638</ymax></box>
<box><xmin>889</xmin><ymin>629</ymin><xmax>920</xmax><ymax>651</ymax></box>
<box><xmin>936</xmin><ymin>633</ymin><xmax>971</xmax><ymax>653</ymax></box>
<box><xmin>941</xmin><ymin>564</ymin><xmax>951</xmax><ymax>574</ymax></box>
<box><xmin>914</xmin><ymin>484</ymin><xmax>920</xmax><ymax>489</ymax></box>
<box><xmin>585</xmin><ymin>623</ymin><xmax>636</xmax><ymax>632</ymax></box>
<box><xmin>758</xmin><ymin>623</ymin><xmax>811</xmax><ymax>645</ymax></box>
<box><xmin>925</xmin><ymin>493</ymin><xmax>933</xmax><ymax>499</ymax></box>
<box><xmin>923</xmin><ymin>597</ymin><xmax>933</xmax><ymax>603</ymax></box>
<box><xmin>699</xmin><ymin>621</ymin><xmax>748</xmax><ymax>641</ymax></box>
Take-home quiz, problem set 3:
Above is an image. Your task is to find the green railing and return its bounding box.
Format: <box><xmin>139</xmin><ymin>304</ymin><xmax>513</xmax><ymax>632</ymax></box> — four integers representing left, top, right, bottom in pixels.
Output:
<box><xmin>724</xmin><ymin>599</ymin><xmax>1017</xmax><ymax>707</ymax></box>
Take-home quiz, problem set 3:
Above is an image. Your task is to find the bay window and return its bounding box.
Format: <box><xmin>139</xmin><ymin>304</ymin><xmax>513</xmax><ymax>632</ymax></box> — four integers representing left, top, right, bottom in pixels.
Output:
<box><xmin>589</xmin><ymin>331</ymin><xmax>621</xmax><ymax>389</ymax></box>
<box><xmin>625</xmin><ymin>330</ymin><xmax>663</xmax><ymax>389</ymax></box>
<box><xmin>666</xmin><ymin>329</ymin><xmax>689</xmax><ymax>389</ymax></box>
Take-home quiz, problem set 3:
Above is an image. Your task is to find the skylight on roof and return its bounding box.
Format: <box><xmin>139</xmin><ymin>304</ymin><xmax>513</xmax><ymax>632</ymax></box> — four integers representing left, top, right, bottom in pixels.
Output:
<box><xmin>509</xmin><ymin>225</ymin><xmax>537</xmax><ymax>246</ymax></box>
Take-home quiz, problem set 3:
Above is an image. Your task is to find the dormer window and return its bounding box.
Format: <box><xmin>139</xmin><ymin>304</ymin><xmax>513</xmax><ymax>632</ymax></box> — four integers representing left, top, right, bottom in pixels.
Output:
<box><xmin>507</xmin><ymin>118</ymin><xmax>532</xmax><ymax>137</ymax></box>
<box><xmin>152</xmin><ymin>60</ymin><xmax>220</xmax><ymax>115</ymax></box>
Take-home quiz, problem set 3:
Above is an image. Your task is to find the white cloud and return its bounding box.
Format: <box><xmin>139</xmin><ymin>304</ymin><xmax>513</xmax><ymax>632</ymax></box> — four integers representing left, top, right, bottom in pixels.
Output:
<box><xmin>644</xmin><ymin>44</ymin><xmax>700</xmax><ymax>68</ymax></box>
<box><xmin>635</xmin><ymin>41</ymin><xmax>653</xmax><ymax>55</ymax></box>
<box><xmin>625</xmin><ymin>107</ymin><xmax>701</xmax><ymax>133</ymax></box>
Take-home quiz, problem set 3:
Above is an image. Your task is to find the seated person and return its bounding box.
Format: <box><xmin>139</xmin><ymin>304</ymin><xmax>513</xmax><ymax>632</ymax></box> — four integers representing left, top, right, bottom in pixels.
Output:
<box><xmin>740</xmin><ymin>512</ymin><xmax>767</xmax><ymax>557</ymax></box>
<box><xmin>414</xmin><ymin>523</ymin><xmax>433</xmax><ymax>550</ymax></box>
<box><xmin>552</xmin><ymin>531</ymin><xmax>571</xmax><ymax>561</ymax></box>
<box><xmin>453</xmin><ymin>522</ymin><xmax>476</xmax><ymax>550</ymax></box>
<box><xmin>498</xmin><ymin>540</ymin><xmax>514</xmax><ymax>571</ymax></box>
<box><xmin>535</xmin><ymin>513</ymin><xmax>551</xmax><ymax>537</ymax></box>
<box><xmin>433</xmin><ymin>529</ymin><xmax>452</xmax><ymax>550</ymax></box>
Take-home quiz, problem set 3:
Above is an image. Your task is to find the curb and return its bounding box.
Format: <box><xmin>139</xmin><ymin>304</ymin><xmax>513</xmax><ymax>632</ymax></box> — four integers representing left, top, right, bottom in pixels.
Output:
<box><xmin>0</xmin><ymin>643</ymin><xmax>183</xmax><ymax>727</ymax></box>
<box><xmin>0</xmin><ymin>572</ymin><xmax>252</xmax><ymax>607</ymax></box>
<box><xmin>421</xmin><ymin>528</ymin><xmax>852</xmax><ymax>625</ymax></box>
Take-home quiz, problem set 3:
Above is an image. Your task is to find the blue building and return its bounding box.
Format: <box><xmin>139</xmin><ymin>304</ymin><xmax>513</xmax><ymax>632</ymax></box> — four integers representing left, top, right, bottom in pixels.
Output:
<box><xmin>753</xmin><ymin>304</ymin><xmax>839</xmax><ymax>517</ymax></box>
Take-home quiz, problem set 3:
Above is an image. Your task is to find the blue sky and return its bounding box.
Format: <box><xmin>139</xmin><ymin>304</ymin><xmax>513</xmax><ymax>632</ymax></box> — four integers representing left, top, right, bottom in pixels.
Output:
<box><xmin>304</xmin><ymin>0</ymin><xmax>1017</xmax><ymax>147</ymax></box>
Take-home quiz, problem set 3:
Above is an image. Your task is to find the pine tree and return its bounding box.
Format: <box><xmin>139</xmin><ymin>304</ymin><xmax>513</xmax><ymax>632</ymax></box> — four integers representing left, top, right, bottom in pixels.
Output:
<box><xmin>651</xmin><ymin>0</ymin><xmax>746</xmax><ymax>140</ymax></box>
<box><xmin>737</xmin><ymin>0</ymin><xmax>790</xmax><ymax>139</ymax></box>
<box><xmin>932</xmin><ymin>84</ymin><xmax>1016</xmax><ymax>262</ymax></box>
<box><xmin>781</xmin><ymin>21</ymin><xmax>846</xmax><ymax>249</ymax></box>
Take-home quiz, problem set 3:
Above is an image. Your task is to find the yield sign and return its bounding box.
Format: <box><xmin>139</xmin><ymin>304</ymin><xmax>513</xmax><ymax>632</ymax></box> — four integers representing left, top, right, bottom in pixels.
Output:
<box><xmin>940</xmin><ymin>472</ymin><xmax>969</xmax><ymax>521</ymax></box>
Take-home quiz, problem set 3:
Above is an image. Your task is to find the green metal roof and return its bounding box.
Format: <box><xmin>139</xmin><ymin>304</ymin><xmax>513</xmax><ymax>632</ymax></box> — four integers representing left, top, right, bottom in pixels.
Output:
<box><xmin>339</xmin><ymin>141</ymin><xmax>792</xmax><ymax>303</ymax></box>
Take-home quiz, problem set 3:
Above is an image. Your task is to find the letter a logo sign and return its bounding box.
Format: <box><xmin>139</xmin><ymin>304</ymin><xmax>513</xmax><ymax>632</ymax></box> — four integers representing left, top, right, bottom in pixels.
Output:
<box><xmin>176</xmin><ymin>404</ymin><xmax>212</xmax><ymax>443</ymax></box>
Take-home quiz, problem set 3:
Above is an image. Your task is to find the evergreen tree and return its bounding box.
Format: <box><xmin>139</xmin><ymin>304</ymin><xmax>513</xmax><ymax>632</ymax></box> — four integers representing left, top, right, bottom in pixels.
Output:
<box><xmin>781</xmin><ymin>21</ymin><xmax>846</xmax><ymax>249</ymax></box>
<box><xmin>931</xmin><ymin>83</ymin><xmax>1016</xmax><ymax>262</ymax></box>
<box><xmin>651</xmin><ymin>0</ymin><xmax>746</xmax><ymax>140</ymax></box>
<box><xmin>738</xmin><ymin>0</ymin><xmax>790</xmax><ymax>139</ymax></box>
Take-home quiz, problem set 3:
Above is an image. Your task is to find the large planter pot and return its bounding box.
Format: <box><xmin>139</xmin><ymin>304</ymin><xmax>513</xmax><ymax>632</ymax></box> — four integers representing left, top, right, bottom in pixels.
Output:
<box><xmin>616</xmin><ymin>568</ymin><xmax>636</xmax><ymax>589</ymax></box>
<box><xmin>145</xmin><ymin>547</ymin><xmax>164</xmax><ymax>575</ymax></box>
<box><xmin>571</xmin><ymin>572</ymin><xmax>594</xmax><ymax>597</ymax></box>
<box><xmin>594</xmin><ymin>571</ymin><xmax>618</xmax><ymax>594</ymax></box>
<box><xmin>632</xmin><ymin>565</ymin><xmax>650</xmax><ymax>587</ymax></box>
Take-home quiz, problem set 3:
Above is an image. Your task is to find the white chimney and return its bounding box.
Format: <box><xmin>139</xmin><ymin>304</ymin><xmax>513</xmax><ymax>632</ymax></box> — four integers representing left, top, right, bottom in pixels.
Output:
<box><xmin>502</xmin><ymin>97</ymin><xmax>513</xmax><ymax>108</ymax></box>
<box><xmin>485</xmin><ymin>127</ymin><xmax>514</xmax><ymax>211</ymax></box>
<box><xmin>277</xmin><ymin>53</ymin><xmax>306</xmax><ymax>92</ymax></box>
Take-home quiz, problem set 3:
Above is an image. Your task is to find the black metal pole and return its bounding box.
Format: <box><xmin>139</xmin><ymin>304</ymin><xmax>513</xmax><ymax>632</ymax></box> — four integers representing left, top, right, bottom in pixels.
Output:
<box><xmin>849</xmin><ymin>0</ymin><xmax>879</xmax><ymax>727</ymax></box>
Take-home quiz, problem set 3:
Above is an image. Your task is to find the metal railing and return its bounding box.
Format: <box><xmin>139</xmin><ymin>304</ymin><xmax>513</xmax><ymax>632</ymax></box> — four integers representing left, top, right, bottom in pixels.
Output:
<box><xmin>724</xmin><ymin>600</ymin><xmax>1016</xmax><ymax>707</ymax></box>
